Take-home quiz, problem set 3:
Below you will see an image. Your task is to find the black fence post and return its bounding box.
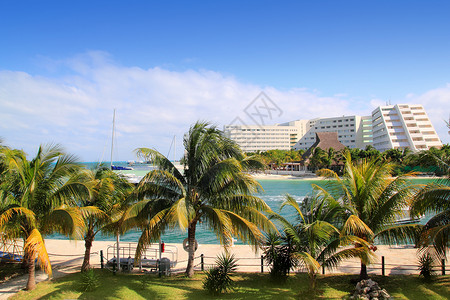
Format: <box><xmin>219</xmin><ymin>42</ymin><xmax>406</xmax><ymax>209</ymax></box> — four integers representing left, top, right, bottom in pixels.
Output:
<box><xmin>261</xmin><ymin>255</ymin><xmax>264</xmax><ymax>273</ymax></box>
<box><xmin>201</xmin><ymin>254</ymin><xmax>204</xmax><ymax>271</ymax></box>
<box><xmin>382</xmin><ymin>256</ymin><xmax>385</xmax><ymax>276</ymax></box>
<box><xmin>322</xmin><ymin>264</ymin><xmax>325</xmax><ymax>275</ymax></box>
<box><xmin>442</xmin><ymin>259</ymin><xmax>446</xmax><ymax>276</ymax></box>
<box><xmin>100</xmin><ymin>250</ymin><xmax>104</xmax><ymax>269</ymax></box>
<box><xmin>158</xmin><ymin>259</ymin><xmax>161</xmax><ymax>278</ymax></box>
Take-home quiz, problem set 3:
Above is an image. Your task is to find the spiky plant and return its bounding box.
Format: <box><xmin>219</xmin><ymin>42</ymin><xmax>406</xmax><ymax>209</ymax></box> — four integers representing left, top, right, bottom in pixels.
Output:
<box><xmin>203</xmin><ymin>253</ymin><xmax>238</xmax><ymax>295</ymax></box>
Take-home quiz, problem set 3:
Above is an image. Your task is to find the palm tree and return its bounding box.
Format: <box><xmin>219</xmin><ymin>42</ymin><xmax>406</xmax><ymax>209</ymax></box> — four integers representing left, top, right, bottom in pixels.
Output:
<box><xmin>308</xmin><ymin>147</ymin><xmax>326</xmax><ymax>171</ymax></box>
<box><xmin>269</xmin><ymin>191</ymin><xmax>373</xmax><ymax>289</ymax></box>
<box><xmin>134</xmin><ymin>121</ymin><xmax>274</xmax><ymax>277</ymax></box>
<box><xmin>0</xmin><ymin>144</ymin><xmax>87</xmax><ymax>290</ymax></box>
<box><xmin>412</xmin><ymin>179</ymin><xmax>450</xmax><ymax>259</ymax></box>
<box><xmin>77</xmin><ymin>166</ymin><xmax>134</xmax><ymax>272</ymax></box>
<box><xmin>317</xmin><ymin>151</ymin><xmax>423</xmax><ymax>279</ymax></box>
<box><xmin>412</xmin><ymin>153</ymin><xmax>449</xmax><ymax>259</ymax></box>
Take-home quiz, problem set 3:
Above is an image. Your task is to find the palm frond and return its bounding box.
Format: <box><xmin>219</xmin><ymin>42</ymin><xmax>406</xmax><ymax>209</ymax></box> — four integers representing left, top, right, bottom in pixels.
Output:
<box><xmin>341</xmin><ymin>215</ymin><xmax>374</xmax><ymax>240</ymax></box>
<box><xmin>24</xmin><ymin>229</ymin><xmax>52</xmax><ymax>276</ymax></box>
<box><xmin>375</xmin><ymin>224</ymin><xmax>422</xmax><ymax>245</ymax></box>
<box><xmin>135</xmin><ymin>148</ymin><xmax>184</xmax><ymax>183</ymax></box>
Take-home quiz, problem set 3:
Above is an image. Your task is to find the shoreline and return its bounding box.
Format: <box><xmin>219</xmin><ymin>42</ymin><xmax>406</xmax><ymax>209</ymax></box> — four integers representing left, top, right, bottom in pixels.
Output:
<box><xmin>249</xmin><ymin>172</ymin><xmax>443</xmax><ymax>181</ymax></box>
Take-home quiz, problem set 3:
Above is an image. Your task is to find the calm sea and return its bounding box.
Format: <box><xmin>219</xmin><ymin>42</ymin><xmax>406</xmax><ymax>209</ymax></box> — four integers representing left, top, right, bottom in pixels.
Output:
<box><xmin>49</xmin><ymin>162</ymin><xmax>436</xmax><ymax>244</ymax></box>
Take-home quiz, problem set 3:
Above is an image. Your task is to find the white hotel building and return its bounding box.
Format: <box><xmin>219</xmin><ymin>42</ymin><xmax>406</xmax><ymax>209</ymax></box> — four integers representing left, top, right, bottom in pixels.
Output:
<box><xmin>224</xmin><ymin>104</ymin><xmax>442</xmax><ymax>153</ymax></box>
<box><xmin>372</xmin><ymin>104</ymin><xmax>442</xmax><ymax>152</ymax></box>
<box><xmin>293</xmin><ymin>115</ymin><xmax>373</xmax><ymax>151</ymax></box>
<box><xmin>223</xmin><ymin>120</ymin><xmax>308</xmax><ymax>152</ymax></box>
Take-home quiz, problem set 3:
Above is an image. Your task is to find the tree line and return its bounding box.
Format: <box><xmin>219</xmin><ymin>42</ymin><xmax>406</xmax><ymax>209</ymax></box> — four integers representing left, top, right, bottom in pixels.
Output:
<box><xmin>251</xmin><ymin>145</ymin><xmax>450</xmax><ymax>176</ymax></box>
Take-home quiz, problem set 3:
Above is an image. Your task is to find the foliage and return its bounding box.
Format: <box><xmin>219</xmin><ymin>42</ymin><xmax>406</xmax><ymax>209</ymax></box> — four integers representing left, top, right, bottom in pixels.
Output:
<box><xmin>412</xmin><ymin>177</ymin><xmax>450</xmax><ymax>260</ymax></box>
<box><xmin>0</xmin><ymin>144</ymin><xmax>88</xmax><ymax>290</ymax></box>
<box><xmin>262</xmin><ymin>232</ymin><xmax>298</xmax><ymax>282</ymax></box>
<box><xmin>133</xmin><ymin>121</ymin><xmax>274</xmax><ymax>277</ymax></box>
<box><xmin>79</xmin><ymin>268</ymin><xmax>99</xmax><ymax>292</ymax></box>
<box><xmin>255</xmin><ymin>149</ymin><xmax>304</xmax><ymax>168</ymax></box>
<box><xmin>203</xmin><ymin>253</ymin><xmax>238</xmax><ymax>295</ymax></box>
<box><xmin>418</xmin><ymin>253</ymin><xmax>435</xmax><ymax>282</ymax></box>
<box><xmin>268</xmin><ymin>190</ymin><xmax>374</xmax><ymax>290</ymax></box>
<box><xmin>317</xmin><ymin>150</ymin><xmax>423</xmax><ymax>280</ymax></box>
<box><xmin>76</xmin><ymin>167</ymin><xmax>134</xmax><ymax>272</ymax></box>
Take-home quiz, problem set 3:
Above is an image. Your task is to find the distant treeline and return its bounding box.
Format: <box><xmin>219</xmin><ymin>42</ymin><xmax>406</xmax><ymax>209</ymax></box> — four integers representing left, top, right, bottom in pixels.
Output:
<box><xmin>247</xmin><ymin>144</ymin><xmax>450</xmax><ymax>176</ymax></box>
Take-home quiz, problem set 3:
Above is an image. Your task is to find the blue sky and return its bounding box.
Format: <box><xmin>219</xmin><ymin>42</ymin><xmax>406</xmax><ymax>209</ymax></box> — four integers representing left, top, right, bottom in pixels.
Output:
<box><xmin>1</xmin><ymin>1</ymin><xmax>449</xmax><ymax>161</ymax></box>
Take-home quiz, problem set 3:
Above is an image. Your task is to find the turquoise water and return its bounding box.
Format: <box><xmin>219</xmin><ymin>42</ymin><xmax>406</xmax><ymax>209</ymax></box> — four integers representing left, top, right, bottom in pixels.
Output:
<box><xmin>92</xmin><ymin>179</ymin><xmax>325</xmax><ymax>244</ymax></box>
<box><xmin>56</xmin><ymin>162</ymin><xmax>437</xmax><ymax>244</ymax></box>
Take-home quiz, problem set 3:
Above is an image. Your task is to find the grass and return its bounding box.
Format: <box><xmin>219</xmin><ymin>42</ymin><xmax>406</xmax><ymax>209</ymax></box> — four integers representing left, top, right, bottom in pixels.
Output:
<box><xmin>10</xmin><ymin>269</ymin><xmax>450</xmax><ymax>300</ymax></box>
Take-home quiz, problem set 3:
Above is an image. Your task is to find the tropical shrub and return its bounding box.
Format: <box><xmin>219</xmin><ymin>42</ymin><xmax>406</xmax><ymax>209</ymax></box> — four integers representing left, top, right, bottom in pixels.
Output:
<box><xmin>203</xmin><ymin>253</ymin><xmax>238</xmax><ymax>295</ymax></box>
<box><xmin>262</xmin><ymin>232</ymin><xmax>298</xmax><ymax>282</ymax></box>
<box><xmin>418</xmin><ymin>253</ymin><xmax>435</xmax><ymax>281</ymax></box>
<box><xmin>80</xmin><ymin>268</ymin><xmax>99</xmax><ymax>292</ymax></box>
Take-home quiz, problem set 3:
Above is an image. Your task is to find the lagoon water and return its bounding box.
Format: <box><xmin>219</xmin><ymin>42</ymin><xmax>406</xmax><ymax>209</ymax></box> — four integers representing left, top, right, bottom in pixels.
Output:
<box><xmin>54</xmin><ymin>162</ymin><xmax>435</xmax><ymax>245</ymax></box>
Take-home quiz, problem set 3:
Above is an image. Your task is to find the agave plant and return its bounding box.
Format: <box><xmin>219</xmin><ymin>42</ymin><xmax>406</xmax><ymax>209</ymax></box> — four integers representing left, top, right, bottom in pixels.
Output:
<box><xmin>203</xmin><ymin>253</ymin><xmax>238</xmax><ymax>295</ymax></box>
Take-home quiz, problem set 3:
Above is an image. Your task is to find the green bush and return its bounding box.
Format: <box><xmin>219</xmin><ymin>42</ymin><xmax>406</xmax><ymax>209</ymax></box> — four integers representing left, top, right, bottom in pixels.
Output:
<box><xmin>418</xmin><ymin>253</ymin><xmax>435</xmax><ymax>281</ymax></box>
<box><xmin>203</xmin><ymin>253</ymin><xmax>238</xmax><ymax>295</ymax></box>
<box><xmin>80</xmin><ymin>268</ymin><xmax>99</xmax><ymax>292</ymax></box>
<box><xmin>262</xmin><ymin>233</ymin><xmax>298</xmax><ymax>282</ymax></box>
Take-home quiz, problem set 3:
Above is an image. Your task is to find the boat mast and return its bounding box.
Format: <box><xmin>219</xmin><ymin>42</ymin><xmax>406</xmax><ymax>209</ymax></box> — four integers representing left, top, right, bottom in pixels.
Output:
<box><xmin>110</xmin><ymin>109</ymin><xmax>120</xmax><ymax>270</ymax></box>
<box><xmin>110</xmin><ymin>109</ymin><xmax>116</xmax><ymax>170</ymax></box>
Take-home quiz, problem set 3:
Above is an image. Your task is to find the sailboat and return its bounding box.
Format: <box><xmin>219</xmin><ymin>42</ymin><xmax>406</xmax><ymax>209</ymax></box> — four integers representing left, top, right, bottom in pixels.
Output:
<box><xmin>110</xmin><ymin>109</ymin><xmax>133</xmax><ymax>171</ymax></box>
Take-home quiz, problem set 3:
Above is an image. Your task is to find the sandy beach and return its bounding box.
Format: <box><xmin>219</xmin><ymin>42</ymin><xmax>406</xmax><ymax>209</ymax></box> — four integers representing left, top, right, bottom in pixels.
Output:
<box><xmin>41</xmin><ymin>239</ymin><xmax>443</xmax><ymax>275</ymax></box>
<box><xmin>251</xmin><ymin>173</ymin><xmax>325</xmax><ymax>180</ymax></box>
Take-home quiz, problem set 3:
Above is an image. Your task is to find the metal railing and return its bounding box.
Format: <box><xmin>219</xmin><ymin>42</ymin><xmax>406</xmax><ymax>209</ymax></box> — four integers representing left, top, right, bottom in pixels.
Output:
<box><xmin>105</xmin><ymin>242</ymin><xmax>178</xmax><ymax>272</ymax></box>
<box><xmin>192</xmin><ymin>254</ymin><xmax>449</xmax><ymax>276</ymax></box>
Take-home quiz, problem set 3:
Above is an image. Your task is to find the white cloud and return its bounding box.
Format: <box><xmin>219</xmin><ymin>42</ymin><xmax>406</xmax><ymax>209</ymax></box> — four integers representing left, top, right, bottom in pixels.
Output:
<box><xmin>0</xmin><ymin>51</ymin><xmax>448</xmax><ymax>161</ymax></box>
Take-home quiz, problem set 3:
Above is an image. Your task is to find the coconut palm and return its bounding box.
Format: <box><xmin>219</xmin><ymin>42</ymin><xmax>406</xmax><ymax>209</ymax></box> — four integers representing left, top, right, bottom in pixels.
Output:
<box><xmin>0</xmin><ymin>144</ymin><xmax>87</xmax><ymax>290</ymax></box>
<box><xmin>412</xmin><ymin>179</ymin><xmax>450</xmax><ymax>259</ymax></box>
<box><xmin>134</xmin><ymin>121</ymin><xmax>274</xmax><ymax>277</ymax></box>
<box><xmin>269</xmin><ymin>191</ymin><xmax>373</xmax><ymax>289</ymax></box>
<box><xmin>317</xmin><ymin>150</ymin><xmax>423</xmax><ymax>279</ymax></box>
<box><xmin>308</xmin><ymin>147</ymin><xmax>326</xmax><ymax>171</ymax></box>
<box><xmin>77</xmin><ymin>166</ymin><xmax>134</xmax><ymax>272</ymax></box>
<box><xmin>411</xmin><ymin>151</ymin><xmax>450</xmax><ymax>260</ymax></box>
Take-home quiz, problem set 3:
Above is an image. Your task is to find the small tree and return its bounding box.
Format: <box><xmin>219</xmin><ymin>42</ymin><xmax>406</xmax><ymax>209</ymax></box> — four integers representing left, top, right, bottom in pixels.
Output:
<box><xmin>262</xmin><ymin>232</ymin><xmax>298</xmax><ymax>282</ymax></box>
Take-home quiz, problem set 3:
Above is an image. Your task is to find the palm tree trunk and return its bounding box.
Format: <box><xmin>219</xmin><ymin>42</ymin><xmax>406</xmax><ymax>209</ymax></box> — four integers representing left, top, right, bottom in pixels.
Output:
<box><xmin>359</xmin><ymin>262</ymin><xmax>368</xmax><ymax>280</ymax></box>
<box><xmin>26</xmin><ymin>253</ymin><xmax>36</xmax><ymax>290</ymax></box>
<box><xmin>185</xmin><ymin>221</ymin><xmax>197</xmax><ymax>277</ymax></box>
<box><xmin>81</xmin><ymin>228</ymin><xmax>95</xmax><ymax>272</ymax></box>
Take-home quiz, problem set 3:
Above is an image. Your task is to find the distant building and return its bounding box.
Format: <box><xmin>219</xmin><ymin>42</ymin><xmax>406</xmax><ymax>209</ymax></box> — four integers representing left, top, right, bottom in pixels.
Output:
<box><xmin>223</xmin><ymin>120</ymin><xmax>308</xmax><ymax>152</ymax></box>
<box><xmin>372</xmin><ymin>104</ymin><xmax>442</xmax><ymax>152</ymax></box>
<box><xmin>224</xmin><ymin>104</ymin><xmax>441</xmax><ymax>153</ymax></box>
<box><xmin>293</xmin><ymin>115</ymin><xmax>373</xmax><ymax>151</ymax></box>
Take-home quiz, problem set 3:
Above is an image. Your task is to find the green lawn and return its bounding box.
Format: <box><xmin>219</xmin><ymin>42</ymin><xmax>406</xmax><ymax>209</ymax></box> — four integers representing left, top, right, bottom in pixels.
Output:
<box><xmin>11</xmin><ymin>270</ymin><xmax>450</xmax><ymax>300</ymax></box>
